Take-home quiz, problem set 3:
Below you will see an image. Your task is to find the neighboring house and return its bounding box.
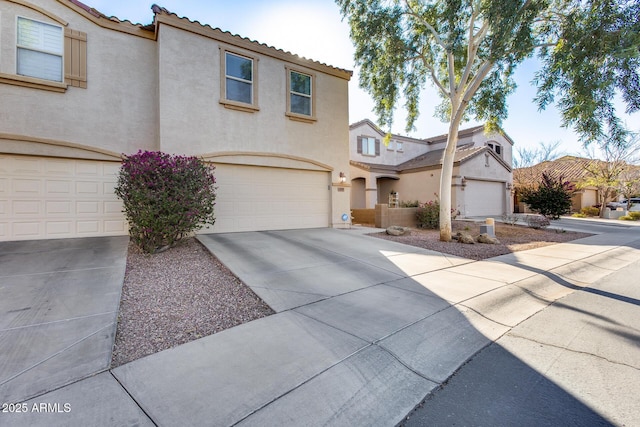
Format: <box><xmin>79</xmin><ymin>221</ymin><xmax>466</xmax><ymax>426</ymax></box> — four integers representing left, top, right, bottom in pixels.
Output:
<box><xmin>349</xmin><ymin>119</ymin><xmax>514</xmax><ymax>217</ymax></box>
<box><xmin>0</xmin><ymin>0</ymin><xmax>352</xmax><ymax>241</ymax></box>
<box><xmin>513</xmin><ymin>155</ymin><xmax>609</xmax><ymax>212</ymax></box>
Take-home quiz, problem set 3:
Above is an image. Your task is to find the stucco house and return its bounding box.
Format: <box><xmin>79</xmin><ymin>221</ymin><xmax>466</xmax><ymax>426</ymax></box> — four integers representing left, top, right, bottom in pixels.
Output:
<box><xmin>513</xmin><ymin>155</ymin><xmax>622</xmax><ymax>213</ymax></box>
<box><xmin>0</xmin><ymin>0</ymin><xmax>352</xmax><ymax>241</ymax></box>
<box><xmin>349</xmin><ymin>119</ymin><xmax>514</xmax><ymax>217</ymax></box>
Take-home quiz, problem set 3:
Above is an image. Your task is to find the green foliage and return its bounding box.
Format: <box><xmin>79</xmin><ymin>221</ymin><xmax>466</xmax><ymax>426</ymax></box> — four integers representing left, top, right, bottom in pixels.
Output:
<box><xmin>581</xmin><ymin>206</ymin><xmax>600</xmax><ymax>217</ymax></box>
<box><xmin>619</xmin><ymin>215</ymin><xmax>634</xmax><ymax>221</ymax></box>
<box><xmin>399</xmin><ymin>200</ymin><xmax>420</xmax><ymax>207</ymax></box>
<box><xmin>416</xmin><ymin>199</ymin><xmax>458</xmax><ymax>229</ymax></box>
<box><xmin>520</xmin><ymin>173</ymin><xmax>574</xmax><ymax>220</ymax></box>
<box><xmin>115</xmin><ymin>150</ymin><xmax>216</xmax><ymax>253</ymax></box>
<box><xmin>572</xmin><ymin>213</ymin><xmax>587</xmax><ymax>218</ymax></box>
<box><xmin>629</xmin><ymin>211</ymin><xmax>640</xmax><ymax>220</ymax></box>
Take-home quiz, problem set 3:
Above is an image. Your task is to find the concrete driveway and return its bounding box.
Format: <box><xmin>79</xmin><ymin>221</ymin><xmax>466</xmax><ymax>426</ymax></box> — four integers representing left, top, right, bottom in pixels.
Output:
<box><xmin>2</xmin><ymin>226</ymin><xmax>639</xmax><ymax>426</ymax></box>
<box><xmin>0</xmin><ymin>236</ymin><xmax>128</xmax><ymax>404</ymax></box>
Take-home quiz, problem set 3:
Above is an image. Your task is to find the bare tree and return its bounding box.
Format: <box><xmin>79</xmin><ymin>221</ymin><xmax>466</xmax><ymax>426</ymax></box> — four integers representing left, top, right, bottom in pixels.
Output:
<box><xmin>513</xmin><ymin>141</ymin><xmax>563</xmax><ymax>168</ymax></box>
<box><xmin>581</xmin><ymin>135</ymin><xmax>640</xmax><ymax>215</ymax></box>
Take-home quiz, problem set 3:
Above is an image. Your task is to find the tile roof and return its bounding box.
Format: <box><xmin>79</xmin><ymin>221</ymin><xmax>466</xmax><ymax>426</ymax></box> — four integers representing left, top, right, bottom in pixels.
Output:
<box><xmin>514</xmin><ymin>155</ymin><xmax>605</xmax><ymax>183</ymax></box>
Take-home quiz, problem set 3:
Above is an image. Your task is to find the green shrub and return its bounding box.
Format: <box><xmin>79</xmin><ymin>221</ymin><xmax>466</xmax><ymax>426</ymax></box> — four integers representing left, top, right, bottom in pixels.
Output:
<box><xmin>520</xmin><ymin>173</ymin><xmax>573</xmax><ymax>219</ymax></box>
<box><xmin>629</xmin><ymin>211</ymin><xmax>640</xmax><ymax>220</ymax></box>
<box><xmin>416</xmin><ymin>199</ymin><xmax>458</xmax><ymax>229</ymax></box>
<box><xmin>115</xmin><ymin>150</ymin><xmax>216</xmax><ymax>253</ymax></box>
<box><xmin>581</xmin><ymin>206</ymin><xmax>600</xmax><ymax>217</ymax></box>
<box><xmin>619</xmin><ymin>215</ymin><xmax>633</xmax><ymax>221</ymax></box>
<box><xmin>572</xmin><ymin>213</ymin><xmax>587</xmax><ymax>218</ymax></box>
<box><xmin>399</xmin><ymin>200</ymin><xmax>420</xmax><ymax>207</ymax></box>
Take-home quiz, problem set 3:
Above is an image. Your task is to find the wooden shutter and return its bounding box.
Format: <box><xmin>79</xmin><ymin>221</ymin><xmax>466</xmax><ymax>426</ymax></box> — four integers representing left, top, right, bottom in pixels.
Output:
<box><xmin>357</xmin><ymin>136</ymin><xmax>362</xmax><ymax>154</ymax></box>
<box><xmin>375</xmin><ymin>139</ymin><xmax>380</xmax><ymax>156</ymax></box>
<box><xmin>64</xmin><ymin>29</ymin><xmax>87</xmax><ymax>88</ymax></box>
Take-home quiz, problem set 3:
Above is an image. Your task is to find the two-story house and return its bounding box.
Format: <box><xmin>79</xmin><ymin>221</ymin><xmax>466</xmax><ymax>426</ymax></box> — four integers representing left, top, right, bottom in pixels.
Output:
<box><xmin>0</xmin><ymin>0</ymin><xmax>352</xmax><ymax>241</ymax></box>
<box><xmin>349</xmin><ymin>119</ymin><xmax>514</xmax><ymax>217</ymax></box>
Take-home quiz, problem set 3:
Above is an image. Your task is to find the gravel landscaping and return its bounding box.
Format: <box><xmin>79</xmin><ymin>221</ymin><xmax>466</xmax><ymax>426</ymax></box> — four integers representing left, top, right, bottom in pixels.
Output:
<box><xmin>111</xmin><ymin>221</ymin><xmax>591</xmax><ymax>367</ymax></box>
<box><xmin>110</xmin><ymin>237</ymin><xmax>274</xmax><ymax>367</ymax></box>
<box><xmin>372</xmin><ymin>220</ymin><xmax>593</xmax><ymax>260</ymax></box>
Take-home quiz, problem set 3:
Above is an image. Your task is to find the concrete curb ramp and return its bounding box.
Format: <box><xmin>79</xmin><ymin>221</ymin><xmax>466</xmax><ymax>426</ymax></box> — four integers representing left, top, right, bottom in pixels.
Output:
<box><xmin>1</xmin><ymin>227</ymin><xmax>639</xmax><ymax>426</ymax></box>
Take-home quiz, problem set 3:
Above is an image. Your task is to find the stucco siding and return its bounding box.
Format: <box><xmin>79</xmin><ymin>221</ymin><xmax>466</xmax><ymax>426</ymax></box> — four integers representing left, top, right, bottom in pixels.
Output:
<box><xmin>0</xmin><ymin>0</ymin><xmax>158</xmax><ymax>158</ymax></box>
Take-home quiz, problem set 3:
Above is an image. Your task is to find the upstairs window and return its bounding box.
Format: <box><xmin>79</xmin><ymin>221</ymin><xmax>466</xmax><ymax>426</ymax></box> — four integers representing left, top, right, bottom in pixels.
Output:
<box><xmin>289</xmin><ymin>70</ymin><xmax>312</xmax><ymax>116</ymax></box>
<box><xmin>17</xmin><ymin>17</ymin><xmax>63</xmax><ymax>82</ymax></box>
<box><xmin>357</xmin><ymin>136</ymin><xmax>380</xmax><ymax>156</ymax></box>
<box><xmin>396</xmin><ymin>141</ymin><xmax>403</xmax><ymax>152</ymax></box>
<box><xmin>487</xmin><ymin>142</ymin><xmax>502</xmax><ymax>157</ymax></box>
<box><xmin>225</xmin><ymin>52</ymin><xmax>253</xmax><ymax>104</ymax></box>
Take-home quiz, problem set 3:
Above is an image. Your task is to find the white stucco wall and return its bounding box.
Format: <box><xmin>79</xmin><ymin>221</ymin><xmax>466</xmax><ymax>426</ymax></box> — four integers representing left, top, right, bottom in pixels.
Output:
<box><xmin>0</xmin><ymin>0</ymin><xmax>158</xmax><ymax>158</ymax></box>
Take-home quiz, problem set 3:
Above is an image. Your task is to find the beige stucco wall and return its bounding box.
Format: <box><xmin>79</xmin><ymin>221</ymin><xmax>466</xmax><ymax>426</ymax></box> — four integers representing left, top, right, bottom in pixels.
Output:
<box><xmin>349</xmin><ymin>121</ymin><xmax>429</xmax><ymax>166</ymax></box>
<box><xmin>0</xmin><ymin>0</ymin><xmax>158</xmax><ymax>159</ymax></box>
<box><xmin>156</xmin><ymin>23</ymin><xmax>351</xmax><ymax>227</ymax></box>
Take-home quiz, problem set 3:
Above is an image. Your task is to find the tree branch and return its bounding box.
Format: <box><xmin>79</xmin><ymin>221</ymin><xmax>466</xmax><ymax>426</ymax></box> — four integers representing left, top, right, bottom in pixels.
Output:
<box><xmin>402</xmin><ymin>0</ymin><xmax>447</xmax><ymax>50</ymax></box>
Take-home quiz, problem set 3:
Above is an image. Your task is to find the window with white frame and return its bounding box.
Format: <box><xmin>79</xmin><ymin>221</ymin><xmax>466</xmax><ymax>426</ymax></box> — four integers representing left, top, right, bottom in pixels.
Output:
<box><xmin>289</xmin><ymin>70</ymin><xmax>312</xmax><ymax>116</ymax></box>
<box><xmin>17</xmin><ymin>17</ymin><xmax>63</xmax><ymax>82</ymax></box>
<box><xmin>362</xmin><ymin>136</ymin><xmax>376</xmax><ymax>155</ymax></box>
<box><xmin>225</xmin><ymin>52</ymin><xmax>253</xmax><ymax>104</ymax></box>
<box><xmin>396</xmin><ymin>141</ymin><xmax>403</xmax><ymax>151</ymax></box>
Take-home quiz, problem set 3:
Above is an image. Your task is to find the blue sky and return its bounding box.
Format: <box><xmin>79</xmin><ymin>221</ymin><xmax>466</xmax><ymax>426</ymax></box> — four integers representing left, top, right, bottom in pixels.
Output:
<box><xmin>86</xmin><ymin>0</ymin><xmax>638</xmax><ymax>158</ymax></box>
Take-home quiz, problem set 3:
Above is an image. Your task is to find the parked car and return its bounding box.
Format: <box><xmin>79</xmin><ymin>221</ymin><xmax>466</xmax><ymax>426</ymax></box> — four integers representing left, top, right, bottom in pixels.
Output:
<box><xmin>608</xmin><ymin>198</ymin><xmax>640</xmax><ymax>211</ymax></box>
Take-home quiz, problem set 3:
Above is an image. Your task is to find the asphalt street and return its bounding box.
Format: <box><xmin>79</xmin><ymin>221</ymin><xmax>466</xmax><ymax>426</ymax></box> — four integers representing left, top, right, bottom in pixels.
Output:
<box><xmin>403</xmin><ymin>222</ymin><xmax>640</xmax><ymax>427</ymax></box>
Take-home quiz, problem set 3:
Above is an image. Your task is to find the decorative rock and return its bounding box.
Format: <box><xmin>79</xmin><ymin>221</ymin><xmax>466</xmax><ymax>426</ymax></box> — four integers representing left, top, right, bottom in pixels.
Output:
<box><xmin>386</xmin><ymin>226</ymin><xmax>407</xmax><ymax>236</ymax></box>
<box><xmin>454</xmin><ymin>231</ymin><xmax>475</xmax><ymax>244</ymax></box>
<box><xmin>477</xmin><ymin>233</ymin><xmax>500</xmax><ymax>244</ymax></box>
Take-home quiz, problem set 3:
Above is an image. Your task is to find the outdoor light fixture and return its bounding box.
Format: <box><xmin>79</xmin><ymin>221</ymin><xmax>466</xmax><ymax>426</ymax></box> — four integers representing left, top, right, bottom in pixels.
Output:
<box><xmin>339</xmin><ymin>172</ymin><xmax>347</xmax><ymax>183</ymax></box>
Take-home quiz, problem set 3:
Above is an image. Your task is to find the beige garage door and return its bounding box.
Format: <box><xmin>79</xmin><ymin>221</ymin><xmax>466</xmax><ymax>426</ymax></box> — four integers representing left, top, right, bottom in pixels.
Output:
<box><xmin>210</xmin><ymin>164</ymin><xmax>330</xmax><ymax>232</ymax></box>
<box><xmin>464</xmin><ymin>180</ymin><xmax>505</xmax><ymax>217</ymax></box>
<box><xmin>0</xmin><ymin>154</ymin><xmax>126</xmax><ymax>241</ymax></box>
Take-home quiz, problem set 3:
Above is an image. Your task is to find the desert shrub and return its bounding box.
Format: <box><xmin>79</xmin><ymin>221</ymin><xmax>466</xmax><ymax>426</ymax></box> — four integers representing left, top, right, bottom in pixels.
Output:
<box><xmin>619</xmin><ymin>215</ymin><xmax>633</xmax><ymax>221</ymax></box>
<box><xmin>502</xmin><ymin>214</ymin><xmax>520</xmax><ymax>225</ymax></box>
<box><xmin>416</xmin><ymin>199</ymin><xmax>458</xmax><ymax>229</ymax></box>
<box><xmin>526</xmin><ymin>214</ymin><xmax>550</xmax><ymax>229</ymax></box>
<box><xmin>581</xmin><ymin>206</ymin><xmax>600</xmax><ymax>217</ymax></box>
<box><xmin>572</xmin><ymin>213</ymin><xmax>587</xmax><ymax>218</ymax></box>
<box><xmin>399</xmin><ymin>200</ymin><xmax>420</xmax><ymax>208</ymax></box>
<box><xmin>115</xmin><ymin>150</ymin><xmax>216</xmax><ymax>253</ymax></box>
<box><xmin>629</xmin><ymin>212</ymin><xmax>640</xmax><ymax>220</ymax></box>
<box><xmin>520</xmin><ymin>173</ymin><xmax>574</xmax><ymax>219</ymax></box>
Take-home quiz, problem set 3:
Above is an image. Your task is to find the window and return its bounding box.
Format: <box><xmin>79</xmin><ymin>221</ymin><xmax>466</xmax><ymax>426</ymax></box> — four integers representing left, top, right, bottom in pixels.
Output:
<box><xmin>396</xmin><ymin>141</ymin><xmax>403</xmax><ymax>152</ymax></box>
<box><xmin>357</xmin><ymin>136</ymin><xmax>379</xmax><ymax>156</ymax></box>
<box><xmin>17</xmin><ymin>17</ymin><xmax>63</xmax><ymax>82</ymax></box>
<box><xmin>487</xmin><ymin>142</ymin><xmax>502</xmax><ymax>156</ymax></box>
<box><xmin>286</xmin><ymin>67</ymin><xmax>316</xmax><ymax>122</ymax></box>
<box><xmin>225</xmin><ymin>52</ymin><xmax>253</xmax><ymax>104</ymax></box>
<box><xmin>290</xmin><ymin>71</ymin><xmax>311</xmax><ymax>116</ymax></box>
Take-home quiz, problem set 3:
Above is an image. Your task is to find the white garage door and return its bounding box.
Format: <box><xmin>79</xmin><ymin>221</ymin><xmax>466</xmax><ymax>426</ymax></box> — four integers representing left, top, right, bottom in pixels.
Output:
<box><xmin>0</xmin><ymin>155</ymin><xmax>126</xmax><ymax>241</ymax></box>
<box><xmin>211</xmin><ymin>164</ymin><xmax>330</xmax><ymax>232</ymax></box>
<box><xmin>464</xmin><ymin>180</ymin><xmax>505</xmax><ymax>217</ymax></box>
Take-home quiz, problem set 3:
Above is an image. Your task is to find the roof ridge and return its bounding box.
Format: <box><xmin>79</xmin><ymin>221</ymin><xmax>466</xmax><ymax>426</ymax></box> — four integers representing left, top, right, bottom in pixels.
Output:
<box><xmin>151</xmin><ymin>4</ymin><xmax>352</xmax><ymax>76</ymax></box>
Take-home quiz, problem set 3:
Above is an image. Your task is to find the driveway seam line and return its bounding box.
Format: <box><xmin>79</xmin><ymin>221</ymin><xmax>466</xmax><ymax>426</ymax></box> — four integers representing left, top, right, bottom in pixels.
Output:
<box><xmin>0</xmin><ymin>311</ymin><xmax>116</xmax><ymax>332</ymax></box>
<box><xmin>109</xmin><ymin>371</ymin><xmax>159</xmax><ymax>426</ymax></box>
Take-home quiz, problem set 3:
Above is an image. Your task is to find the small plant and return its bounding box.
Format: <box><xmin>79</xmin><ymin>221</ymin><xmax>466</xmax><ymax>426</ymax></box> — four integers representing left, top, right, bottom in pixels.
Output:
<box><xmin>572</xmin><ymin>213</ymin><xmax>587</xmax><ymax>218</ymax></box>
<box><xmin>629</xmin><ymin>211</ymin><xmax>640</xmax><ymax>220</ymax></box>
<box><xmin>581</xmin><ymin>206</ymin><xmax>600</xmax><ymax>217</ymax></box>
<box><xmin>115</xmin><ymin>150</ymin><xmax>217</xmax><ymax>253</ymax></box>
<box><xmin>619</xmin><ymin>215</ymin><xmax>633</xmax><ymax>220</ymax></box>
<box><xmin>399</xmin><ymin>200</ymin><xmax>420</xmax><ymax>208</ymax></box>
<box><xmin>415</xmin><ymin>197</ymin><xmax>458</xmax><ymax>229</ymax></box>
<box><xmin>526</xmin><ymin>214</ymin><xmax>550</xmax><ymax>229</ymax></box>
<box><xmin>502</xmin><ymin>214</ymin><xmax>520</xmax><ymax>226</ymax></box>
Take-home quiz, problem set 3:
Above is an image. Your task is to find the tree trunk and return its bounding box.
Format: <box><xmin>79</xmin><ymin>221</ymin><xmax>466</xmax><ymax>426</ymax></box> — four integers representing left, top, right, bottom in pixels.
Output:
<box><xmin>439</xmin><ymin>116</ymin><xmax>463</xmax><ymax>241</ymax></box>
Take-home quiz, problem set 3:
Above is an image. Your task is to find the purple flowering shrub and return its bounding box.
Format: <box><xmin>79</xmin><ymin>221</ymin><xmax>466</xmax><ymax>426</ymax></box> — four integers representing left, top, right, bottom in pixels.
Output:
<box><xmin>115</xmin><ymin>150</ymin><xmax>216</xmax><ymax>253</ymax></box>
<box><xmin>416</xmin><ymin>196</ymin><xmax>459</xmax><ymax>229</ymax></box>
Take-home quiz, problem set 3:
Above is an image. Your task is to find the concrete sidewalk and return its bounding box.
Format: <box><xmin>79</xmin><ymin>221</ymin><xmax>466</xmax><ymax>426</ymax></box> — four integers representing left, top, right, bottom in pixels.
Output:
<box><xmin>2</xmin><ymin>227</ymin><xmax>639</xmax><ymax>426</ymax></box>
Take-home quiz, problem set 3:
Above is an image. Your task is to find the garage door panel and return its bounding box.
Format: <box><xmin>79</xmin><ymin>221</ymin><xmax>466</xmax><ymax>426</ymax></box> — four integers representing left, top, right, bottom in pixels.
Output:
<box><xmin>464</xmin><ymin>180</ymin><xmax>505</xmax><ymax>217</ymax></box>
<box><xmin>211</xmin><ymin>164</ymin><xmax>330</xmax><ymax>233</ymax></box>
<box><xmin>1</xmin><ymin>155</ymin><xmax>126</xmax><ymax>241</ymax></box>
